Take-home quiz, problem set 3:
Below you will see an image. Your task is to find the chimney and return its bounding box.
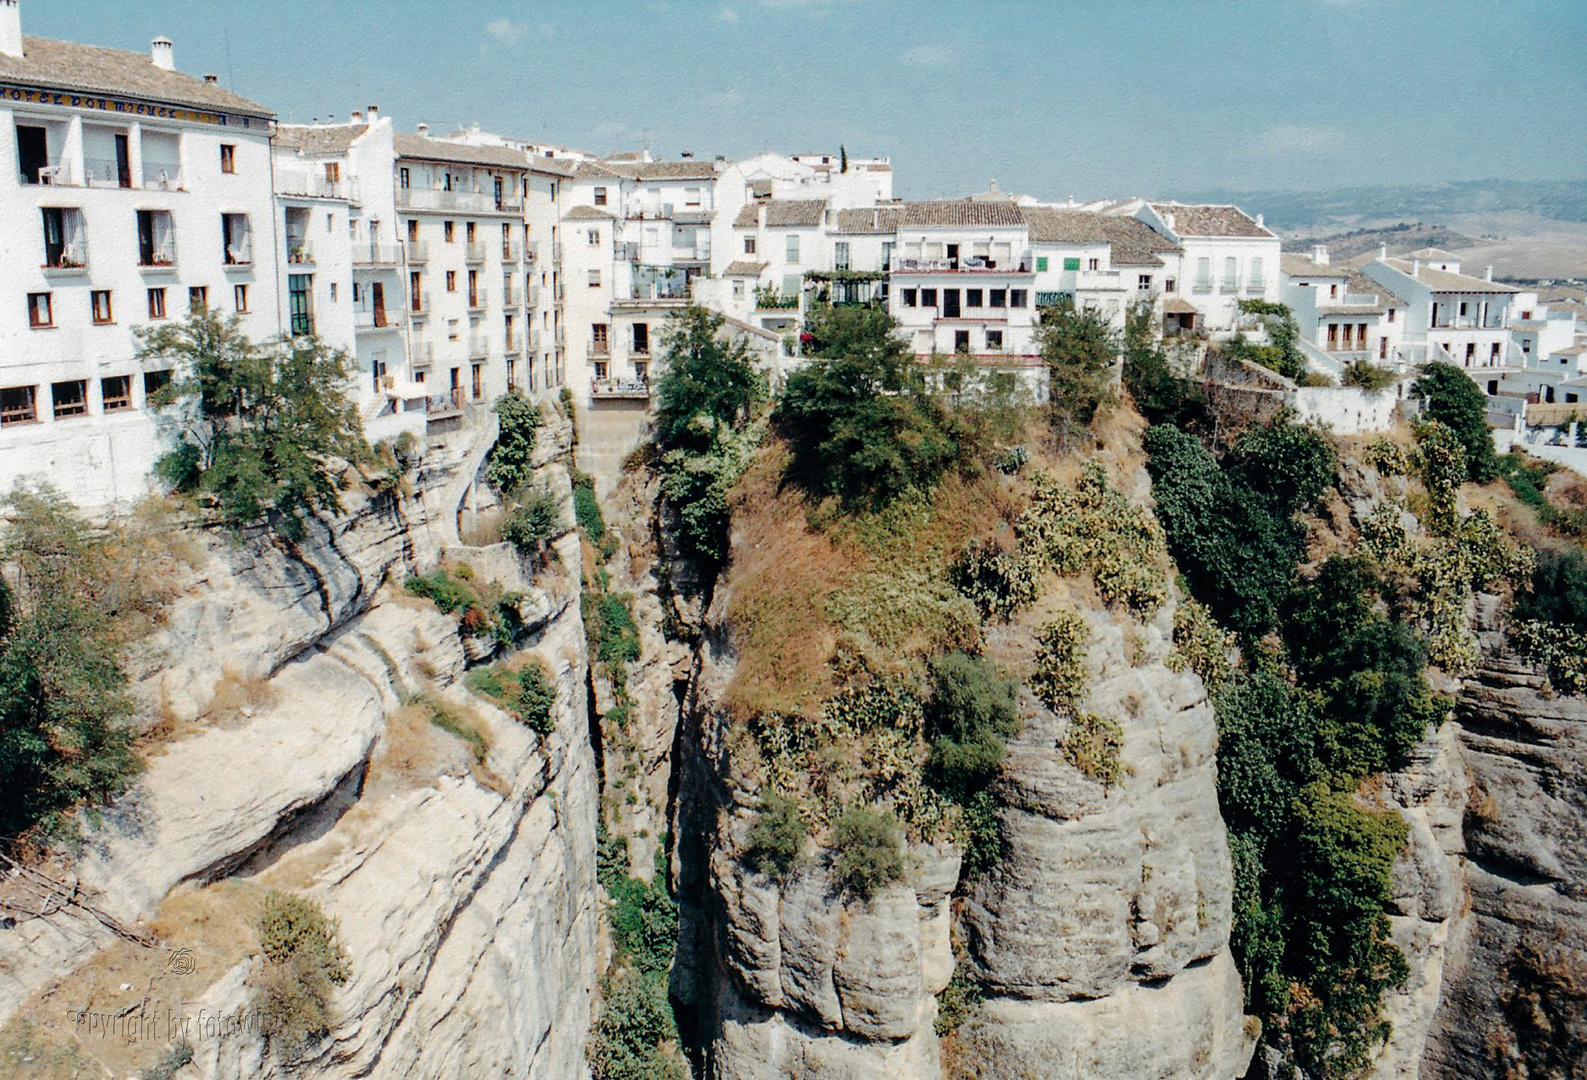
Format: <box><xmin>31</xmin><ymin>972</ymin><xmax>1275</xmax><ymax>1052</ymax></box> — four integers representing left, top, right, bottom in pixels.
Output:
<box><xmin>151</xmin><ymin>36</ymin><xmax>174</xmax><ymax>71</ymax></box>
<box><xmin>1312</xmin><ymin>244</ymin><xmax>1329</xmax><ymax>265</ymax></box>
<box><xmin>988</xmin><ymin>178</ymin><xmax>999</xmax><ymax>194</ymax></box>
<box><xmin>1412</xmin><ymin>259</ymin><xmax>1421</xmax><ymax>278</ymax></box>
<box><xmin>416</xmin><ymin>122</ymin><xmax>430</xmax><ymax>136</ymax></box>
<box><xmin>367</xmin><ymin>104</ymin><xmax>378</xmax><ymax>126</ymax></box>
<box><xmin>1256</xmin><ymin>213</ymin><xmax>1264</xmax><ymax>228</ymax></box>
<box><xmin>0</xmin><ymin>0</ymin><xmax>21</xmax><ymax>59</ymax></box>
<box><xmin>1485</xmin><ymin>265</ymin><xmax>1494</xmax><ymax>282</ymax></box>
<box><xmin>203</xmin><ymin>73</ymin><xmax>218</xmax><ymax>84</ymax></box>
<box><xmin>1379</xmin><ymin>244</ymin><xmax>1388</xmax><ymax>261</ymax></box>
<box><xmin>351</xmin><ymin>110</ymin><xmax>363</xmax><ymax>124</ymax></box>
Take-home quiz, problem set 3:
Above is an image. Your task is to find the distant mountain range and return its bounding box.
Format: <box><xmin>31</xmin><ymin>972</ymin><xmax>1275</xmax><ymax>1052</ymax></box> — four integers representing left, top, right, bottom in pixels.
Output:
<box><xmin>1175</xmin><ymin>179</ymin><xmax>1587</xmax><ymax>233</ymax></box>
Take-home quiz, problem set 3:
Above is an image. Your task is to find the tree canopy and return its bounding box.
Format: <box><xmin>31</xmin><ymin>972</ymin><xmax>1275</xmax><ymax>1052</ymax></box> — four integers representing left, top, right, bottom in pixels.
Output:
<box><xmin>652</xmin><ymin>306</ymin><xmax>766</xmax><ymax>452</ymax></box>
<box><xmin>1038</xmin><ymin>301</ymin><xmax>1118</xmax><ymax>445</ymax></box>
<box><xmin>1412</xmin><ymin>361</ymin><xmax>1498</xmax><ymax>483</ymax></box>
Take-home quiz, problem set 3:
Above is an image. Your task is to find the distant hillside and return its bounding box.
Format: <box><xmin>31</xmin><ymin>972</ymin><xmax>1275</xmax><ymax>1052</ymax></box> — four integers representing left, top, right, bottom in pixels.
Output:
<box><xmin>1279</xmin><ymin>222</ymin><xmax>1480</xmax><ymax>260</ymax></box>
<box><xmin>1178</xmin><ymin>179</ymin><xmax>1587</xmax><ymax>233</ymax></box>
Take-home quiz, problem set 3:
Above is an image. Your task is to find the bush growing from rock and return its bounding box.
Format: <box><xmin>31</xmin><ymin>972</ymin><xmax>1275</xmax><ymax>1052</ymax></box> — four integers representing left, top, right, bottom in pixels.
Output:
<box><xmin>516</xmin><ymin>660</ymin><xmax>557</xmax><ymax>735</ymax></box>
<box><xmin>745</xmin><ymin>792</ymin><xmax>805</xmax><ymax>878</ymax></box>
<box><xmin>485</xmin><ymin>392</ymin><xmax>543</xmax><ymax>495</ymax></box>
<box><xmin>502</xmin><ymin>485</ymin><xmax>562</xmax><ymax>557</ymax></box>
<box><xmin>832</xmin><ymin>805</ymin><xmax>905</xmax><ymax>900</ymax></box>
<box><xmin>250</xmin><ymin>891</ymin><xmax>350</xmax><ymax>1061</ymax></box>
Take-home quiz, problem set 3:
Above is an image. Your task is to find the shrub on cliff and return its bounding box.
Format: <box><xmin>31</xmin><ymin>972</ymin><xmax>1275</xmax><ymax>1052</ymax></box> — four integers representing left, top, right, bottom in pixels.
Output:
<box><xmin>924</xmin><ymin>651</ymin><xmax>1020</xmax><ymax>799</ymax></box>
<box><xmin>250</xmin><ymin>891</ymin><xmax>350</xmax><ymax>1061</ymax></box>
<box><xmin>1038</xmin><ymin>300</ymin><xmax>1119</xmax><ymax>446</ymax></box>
<box><xmin>485</xmin><ymin>392</ymin><xmax>543</xmax><ymax>495</ymax></box>
<box><xmin>139</xmin><ymin>311</ymin><xmax>367</xmax><ymax>539</ymax></box>
<box><xmin>832</xmin><ymin>805</ymin><xmax>905</xmax><ymax>900</ymax></box>
<box><xmin>745</xmin><ymin>792</ymin><xmax>805</xmax><ymax>878</ymax></box>
<box><xmin>1412</xmin><ymin>361</ymin><xmax>1498</xmax><ymax>483</ymax></box>
<box><xmin>501</xmin><ymin>485</ymin><xmax>563</xmax><ymax>558</ymax></box>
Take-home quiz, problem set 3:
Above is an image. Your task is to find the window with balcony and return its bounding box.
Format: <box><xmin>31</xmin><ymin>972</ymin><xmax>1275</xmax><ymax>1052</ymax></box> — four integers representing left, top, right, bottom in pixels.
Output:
<box><xmin>472</xmin><ymin>363</ymin><xmax>483</xmax><ymax>401</ymax></box>
<box><xmin>744</xmin><ymin>236</ymin><xmax>756</xmax><ymax>255</ymax></box>
<box><xmin>220</xmin><ymin>143</ymin><xmax>236</xmax><ymax>173</ymax></box>
<box><xmin>835</xmin><ymin>241</ymin><xmax>850</xmax><ymax>271</ymax></box>
<box><xmin>234</xmin><ymin>283</ymin><xmax>249</xmax><ymax>313</ymax></box>
<box><xmin>52</xmin><ymin>380</ymin><xmax>86</xmax><ymax>419</ymax></box>
<box><xmin>141</xmin><ymin>131</ymin><xmax>181</xmax><ymax>190</ymax></box>
<box><xmin>468</xmin><ymin>269</ymin><xmax>480</xmax><ymax>308</ymax></box>
<box><xmin>137</xmin><ymin>210</ymin><xmax>176</xmax><ymax>266</ymax></box>
<box><xmin>465</xmin><ymin>221</ymin><xmax>476</xmax><ymax>243</ymax></box>
<box><xmin>633</xmin><ymin>322</ymin><xmax>649</xmax><ymax>354</ymax></box>
<box><xmin>407</xmin><ymin>219</ymin><xmax>420</xmax><ymax>243</ymax></box>
<box><xmin>16</xmin><ymin>124</ymin><xmax>51</xmax><ymax>184</ymax></box>
<box><xmin>411</xmin><ymin>272</ymin><xmax>424</xmax><ymax>310</ymax></box>
<box><xmin>92</xmin><ymin>290</ymin><xmax>113</xmax><ymax>324</ymax></box>
<box><xmin>446</xmin><ymin>270</ymin><xmax>457</xmax><ymax>292</ymax></box>
<box><xmin>592</xmin><ymin>323</ymin><xmax>609</xmax><ymax>354</ymax></box>
<box><xmin>102</xmin><ymin>375</ymin><xmax>132</xmax><ymax>413</ymax></box>
<box><xmin>786</xmin><ymin>235</ymin><xmax>800</xmax><ymax>262</ymax></box>
<box><xmin>147</xmin><ymin>287</ymin><xmax>167</xmax><ymax>319</ymax></box>
<box><xmin>1</xmin><ymin>385</ymin><xmax>38</xmax><ymax>426</ymax></box>
<box><xmin>288</xmin><ymin>274</ymin><xmax>312</xmax><ymax>336</ymax></box>
<box><xmin>41</xmin><ymin>208</ymin><xmax>86</xmax><ymax>268</ymax></box>
<box><xmin>594</xmin><ymin>186</ymin><xmax>607</xmax><ymax>206</ymax></box>
<box><xmin>189</xmin><ymin>287</ymin><xmax>208</xmax><ymax>314</ymax></box>
<box><xmin>222</xmin><ymin>213</ymin><xmax>252</xmax><ymax>264</ymax></box>
<box><xmin>27</xmin><ymin>292</ymin><xmax>53</xmax><ymax>328</ymax></box>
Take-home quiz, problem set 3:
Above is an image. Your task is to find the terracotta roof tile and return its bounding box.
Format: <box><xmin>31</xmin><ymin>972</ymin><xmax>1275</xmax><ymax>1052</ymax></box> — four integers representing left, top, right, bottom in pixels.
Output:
<box><xmin>0</xmin><ymin>35</ymin><xmax>271</xmax><ymax>118</ymax></box>
<box><xmin>1021</xmin><ymin>207</ymin><xmax>1108</xmax><ymax>244</ymax></box>
<box><xmin>1280</xmin><ymin>253</ymin><xmax>1349</xmax><ymax>278</ymax></box>
<box><xmin>1098</xmin><ymin>216</ymin><xmax>1179</xmax><ymax>267</ymax></box>
<box><xmin>832</xmin><ymin>207</ymin><xmax>903</xmax><ymax>234</ymax></box>
<box><xmin>1382</xmin><ymin>258</ymin><xmax>1518</xmax><ymax>294</ymax></box>
<box><xmin>274</xmin><ymin>124</ymin><xmax>368</xmax><ymax>155</ymax></box>
<box><xmin>563</xmin><ymin>205</ymin><xmax>615</xmax><ymax>220</ymax></box>
<box><xmin>901</xmin><ymin>200</ymin><xmax>1025</xmax><ymax>228</ymax></box>
<box><xmin>394</xmin><ymin>133</ymin><xmax>528</xmax><ymax>170</ymax></box>
<box><xmin>1149</xmin><ymin>202</ymin><xmax>1273</xmax><ymax>239</ymax></box>
<box><xmin>723</xmin><ymin>260</ymin><xmax>768</xmax><ymax>276</ymax></box>
<box><xmin>762</xmin><ymin>199</ymin><xmax>827</xmax><ymax>227</ymax></box>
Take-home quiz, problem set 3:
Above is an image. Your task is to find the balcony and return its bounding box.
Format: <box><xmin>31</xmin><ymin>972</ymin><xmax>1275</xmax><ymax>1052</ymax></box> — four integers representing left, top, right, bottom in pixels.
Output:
<box><xmin>355</xmin><ymin>308</ymin><xmax>401</xmax><ymax>332</ymax></box>
<box><xmin>43</xmin><ymin>243</ymin><xmax>89</xmax><ymax>275</ymax></box>
<box><xmin>465</xmin><ymin>242</ymin><xmax>487</xmax><ymax>263</ymax></box>
<box><xmin>591</xmin><ymin>378</ymin><xmax>651</xmax><ymax>400</ymax></box>
<box><xmin>353</xmin><ymin>243</ymin><xmax>402</xmax><ymax>267</ymax></box>
<box><xmin>411</xmin><ymin>340</ymin><xmax>435</xmax><ymax>366</ymax></box>
<box><xmin>426</xmin><ymin>387</ymin><xmax>465</xmax><ymax>419</ymax></box>
<box><xmin>589</xmin><ymin>339</ymin><xmax>611</xmax><ymax>357</ymax></box>
<box><xmin>82</xmin><ymin>157</ymin><xmax>133</xmax><ymax>189</ymax></box>
<box><xmin>286</xmin><ymin>243</ymin><xmax>315</xmax><ymax>267</ymax></box>
<box><xmin>892</xmin><ymin>255</ymin><xmax>1034</xmax><ymax>274</ymax></box>
<box><xmin>275</xmin><ymin>163</ymin><xmax>352</xmax><ymax>201</ymax></box>
<box><xmin>468</xmin><ymin>295</ymin><xmax>487</xmax><ymax>315</ymax></box>
<box><xmin>614</xmin><ymin>241</ymin><xmax>640</xmax><ymax>262</ymax></box>
<box><xmin>754</xmin><ymin>291</ymin><xmax>799</xmax><ymax>310</ymax></box>
<box><xmin>504</xmin><ymin>336</ymin><xmax>522</xmax><ymax>356</ymax></box>
<box><xmin>502</xmin><ymin>282</ymin><xmax>517</xmax><ymax>307</ymax></box>
<box><xmin>409</xmin><ymin>291</ymin><xmax>432</xmax><ymax>319</ymax></box>
<box><xmin>397</xmin><ymin>187</ymin><xmax>516</xmax><ymax>214</ymax></box>
<box><xmin>502</xmin><ymin>241</ymin><xmax>521</xmax><ymax>262</ymax></box>
<box><xmin>527</xmin><ymin>284</ymin><xmax>541</xmax><ymax>307</ymax></box>
<box><xmin>407</xmin><ymin>242</ymin><xmax>430</xmax><ymax>264</ymax></box>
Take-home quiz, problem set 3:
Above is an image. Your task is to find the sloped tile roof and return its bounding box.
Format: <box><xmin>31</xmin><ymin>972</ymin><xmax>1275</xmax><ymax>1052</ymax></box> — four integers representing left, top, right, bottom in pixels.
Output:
<box><xmin>563</xmin><ymin>205</ymin><xmax>615</xmax><ymax>220</ymax></box>
<box><xmin>832</xmin><ymin>207</ymin><xmax>903</xmax><ymax>234</ymax></box>
<box><xmin>901</xmin><ymin>200</ymin><xmax>1025</xmax><ymax>228</ymax></box>
<box><xmin>1280</xmin><ymin>253</ymin><xmax>1350</xmax><ymax>278</ymax></box>
<box><xmin>762</xmin><ymin>199</ymin><xmax>828</xmax><ymax>227</ymax></box>
<box><xmin>595</xmin><ymin>159</ymin><xmax>720</xmax><ymax>180</ymax></box>
<box><xmin>1382</xmin><ymin>258</ymin><xmax>1518</xmax><ymax>294</ymax></box>
<box><xmin>0</xmin><ymin>35</ymin><xmax>272</xmax><ymax>118</ymax></box>
<box><xmin>723</xmin><ymin>260</ymin><xmax>768</xmax><ymax>276</ymax></box>
<box><xmin>733</xmin><ymin>204</ymin><xmax>761</xmax><ymax>228</ymax></box>
<box><xmin>1021</xmin><ymin>207</ymin><xmax>1108</xmax><ymax>243</ymax></box>
<box><xmin>394</xmin><ymin>133</ymin><xmax>528</xmax><ymax>170</ymax></box>
<box><xmin>275</xmin><ymin>124</ymin><xmax>368</xmax><ymax>155</ymax></box>
<box><xmin>1149</xmin><ymin>202</ymin><xmax>1273</xmax><ymax>238</ymax></box>
<box><xmin>1345</xmin><ymin>271</ymin><xmax>1405</xmax><ymax>306</ymax></box>
<box><xmin>1098</xmin><ymin>216</ymin><xmax>1179</xmax><ymax>267</ymax></box>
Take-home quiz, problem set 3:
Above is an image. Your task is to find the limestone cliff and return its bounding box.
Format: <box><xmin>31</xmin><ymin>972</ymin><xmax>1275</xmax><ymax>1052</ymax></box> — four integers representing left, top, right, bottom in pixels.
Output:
<box><xmin>0</xmin><ymin>416</ymin><xmax>600</xmax><ymax>1079</ymax></box>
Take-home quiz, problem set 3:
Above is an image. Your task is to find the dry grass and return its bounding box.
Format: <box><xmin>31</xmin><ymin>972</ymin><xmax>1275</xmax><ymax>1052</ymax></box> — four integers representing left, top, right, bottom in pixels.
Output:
<box><xmin>199</xmin><ymin>665</ymin><xmax>277</xmax><ymax>729</ymax></box>
<box><xmin>460</xmin><ymin>508</ymin><xmax>504</xmax><ymax>547</ymax></box>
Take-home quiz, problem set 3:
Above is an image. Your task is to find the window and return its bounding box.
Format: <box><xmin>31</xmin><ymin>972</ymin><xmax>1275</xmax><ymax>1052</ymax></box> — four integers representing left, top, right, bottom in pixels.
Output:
<box><xmin>966</xmin><ymin>289</ymin><xmax>983</xmax><ymax>308</ymax></box>
<box><xmin>466</xmin><ymin>222</ymin><xmax>476</xmax><ymax>243</ymax></box>
<box><xmin>411</xmin><ymin>272</ymin><xmax>423</xmax><ymax>310</ymax></box>
<box><xmin>189</xmin><ymin>287</ymin><xmax>208</xmax><ymax>314</ymax></box>
<box><xmin>921</xmin><ymin>288</ymin><xmax>937</xmax><ymax>308</ymax></box>
<box><xmin>468</xmin><ymin>269</ymin><xmax>480</xmax><ymax>307</ymax></box>
<box><xmin>27</xmin><ymin>292</ymin><xmax>53</xmax><ymax>328</ymax></box>
<box><xmin>1459</xmin><ymin>301</ymin><xmax>1469</xmax><ymax>318</ymax></box>
<box><xmin>1249</xmin><ymin>257</ymin><xmax>1265</xmax><ymax>290</ymax></box>
<box><xmin>1010</xmin><ymin>289</ymin><xmax>1027</xmax><ymax>309</ymax></box>
<box><xmin>91</xmin><ymin>290</ymin><xmax>113</xmax><ymax>324</ymax></box>
<box><xmin>15</xmin><ymin>124</ymin><xmax>49</xmax><ymax>184</ymax></box>
<box><xmin>834</xmin><ymin>241</ymin><xmax>850</xmax><ymax>270</ymax></box>
<box><xmin>0</xmin><ymin>385</ymin><xmax>37</xmax><ymax>426</ymax></box>
<box><xmin>101</xmin><ymin>375</ymin><xmax>131</xmax><ymax>413</ymax></box>
<box><xmin>587</xmin><ymin>229</ymin><xmax>601</xmax><ymax>246</ymax></box>
<box><xmin>732</xmin><ymin>279</ymin><xmax>744</xmax><ymax>299</ymax></box>
<box><xmin>147</xmin><ymin>287</ymin><xmax>167</xmax><ymax>319</ymax></box>
<box><xmin>1222</xmin><ymin>257</ymin><xmax>1238</xmax><ymax>291</ymax></box>
<box><xmin>1087</xmin><ymin>257</ymin><xmax>1099</xmax><ymax>271</ymax></box>
<box><xmin>901</xmin><ymin>288</ymin><xmax>917</xmax><ymax>307</ymax></box>
<box><xmin>592</xmin><ymin>323</ymin><xmax>609</xmax><ymax>352</ymax></box>
<box><xmin>220</xmin><ymin>213</ymin><xmax>252</xmax><ymax>264</ymax></box>
<box><xmin>987</xmin><ymin>329</ymin><xmax>1004</xmax><ymax>351</ymax></box>
<box><xmin>1327</xmin><ymin>324</ymin><xmax>1339</xmax><ymax>349</ymax></box>
<box><xmin>234</xmin><ymin>283</ymin><xmax>249</xmax><ymax>312</ymax></box>
<box><xmin>744</xmin><ymin>236</ymin><xmax>757</xmax><ymax>255</ymax></box>
<box><xmin>288</xmin><ymin>274</ymin><xmax>312</xmax><ymax>335</ymax></box>
<box><xmin>444</xmin><ymin>221</ymin><xmax>455</xmax><ymax>243</ymax></box>
<box><xmin>954</xmin><ymin>330</ymin><xmax>970</xmax><ymax>353</ymax></box>
<box><xmin>593</xmin><ymin>186</ymin><xmax>607</xmax><ymax>206</ymax></box>
<box><xmin>1036</xmin><ymin>257</ymin><xmax>1048</xmax><ymax>272</ymax></box>
<box><xmin>989</xmin><ymin>289</ymin><xmax>1007</xmax><ymax>309</ymax></box>
<box><xmin>399</xmin><ymin>166</ymin><xmax>411</xmax><ymax>190</ymax></box>
<box><xmin>446</xmin><ymin>270</ymin><xmax>457</xmax><ymax>292</ymax></box>
<box><xmin>634</xmin><ymin>322</ymin><xmax>650</xmax><ymax>353</ymax></box>
<box><xmin>684</xmin><ymin>187</ymin><xmax>702</xmax><ymax>208</ymax></box>
<box><xmin>220</xmin><ymin>143</ymin><xmax>236</xmax><ymax>173</ymax></box>
<box><xmin>1165</xmin><ymin>278</ymin><xmax>1176</xmax><ymax>293</ymax></box>
<box><xmin>52</xmin><ymin>379</ymin><xmax>86</xmax><ymax>419</ymax></box>
<box><xmin>1138</xmin><ymin>274</ymin><xmax>1153</xmax><ymax>291</ymax></box>
<box><xmin>588</xmin><ymin>269</ymin><xmax>601</xmax><ymax>288</ymax></box>
<box><xmin>41</xmin><ymin>207</ymin><xmax>86</xmax><ymax>268</ymax></box>
<box><xmin>471</xmin><ymin>363</ymin><xmax>483</xmax><ymax>401</ymax></box>
<box><xmin>1063</xmin><ymin>257</ymin><xmax>1080</xmax><ymax>271</ymax></box>
<box><xmin>137</xmin><ymin>210</ymin><xmax>176</xmax><ymax>266</ymax></box>
<box><xmin>407</xmin><ymin>219</ymin><xmax>419</xmax><ymax>243</ymax></box>
<box><xmin>329</xmin><ymin>282</ymin><xmax>338</xmax><ymax>302</ymax></box>
<box><xmin>786</xmin><ymin>235</ymin><xmax>800</xmax><ymax>262</ymax></box>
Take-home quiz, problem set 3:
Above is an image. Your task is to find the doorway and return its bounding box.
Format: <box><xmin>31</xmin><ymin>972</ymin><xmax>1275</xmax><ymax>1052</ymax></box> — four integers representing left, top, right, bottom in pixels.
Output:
<box><xmin>943</xmin><ymin>288</ymin><xmax>961</xmax><ymax>319</ymax></box>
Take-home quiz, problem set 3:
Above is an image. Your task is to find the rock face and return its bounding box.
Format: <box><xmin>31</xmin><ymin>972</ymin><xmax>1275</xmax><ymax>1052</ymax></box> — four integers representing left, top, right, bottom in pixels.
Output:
<box><xmin>0</xmin><ymin>420</ymin><xmax>601</xmax><ymax>1080</ymax></box>
<box><xmin>957</xmin><ymin>602</ymin><xmax>1255</xmax><ymax>1080</ymax></box>
<box><xmin>1419</xmin><ymin>610</ymin><xmax>1587</xmax><ymax>1078</ymax></box>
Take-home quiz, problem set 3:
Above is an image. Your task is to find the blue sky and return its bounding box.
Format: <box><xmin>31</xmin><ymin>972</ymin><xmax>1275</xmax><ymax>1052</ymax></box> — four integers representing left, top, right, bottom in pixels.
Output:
<box><xmin>24</xmin><ymin>0</ymin><xmax>1587</xmax><ymax>200</ymax></box>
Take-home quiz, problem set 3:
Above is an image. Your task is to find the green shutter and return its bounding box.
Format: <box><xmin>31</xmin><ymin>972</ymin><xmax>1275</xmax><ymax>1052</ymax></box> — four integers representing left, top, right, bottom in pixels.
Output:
<box><xmin>1063</xmin><ymin>257</ymin><xmax>1080</xmax><ymax>271</ymax></box>
<box><xmin>1036</xmin><ymin>256</ymin><xmax>1048</xmax><ymax>272</ymax></box>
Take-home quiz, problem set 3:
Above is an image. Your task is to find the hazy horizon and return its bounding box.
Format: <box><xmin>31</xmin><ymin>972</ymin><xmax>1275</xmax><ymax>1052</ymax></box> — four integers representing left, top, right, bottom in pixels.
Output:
<box><xmin>23</xmin><ymin>0</ymin><xmax>1587</xmax><ymax>202</ymax></box>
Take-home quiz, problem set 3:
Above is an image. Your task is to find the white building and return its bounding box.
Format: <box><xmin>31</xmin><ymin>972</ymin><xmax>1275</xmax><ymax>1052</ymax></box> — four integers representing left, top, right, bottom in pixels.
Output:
<box><xmin>1358</xmin><ymin>253</ymin><xmax>1519</xmax><ymax>373</ymax></box>
<box><xmin>0</xmin><ymin>3</ymin><xmax>280</xmax><ymax>505</ymax></box>
<box><xmin>1128</xmin><ymin>202</ymin><xmax>1281</xmax><ymax>332</ymax></box>
<box><xmin>1281</xmin><ymin>246</ymin><xmax>1408</xmax><ymax>367</ymax></box>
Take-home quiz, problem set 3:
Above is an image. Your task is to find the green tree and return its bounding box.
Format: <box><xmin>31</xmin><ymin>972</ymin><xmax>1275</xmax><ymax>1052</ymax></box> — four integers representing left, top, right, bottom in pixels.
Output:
<box><xmin>776</xmin><ymin>305</ymin><xmax>963</xmax><ymax>506</ymax></box>
<box><xmin>0</xmin><ymin>486</ymin><xmax>140</xmax><ymax>845</ymax></box>
<box><xmin>1122</xmin><ymin>301</ymin><xmax>1208</xmax><ymax>428</ymax></box>
<box><xmin>1038</xmin><ymin>301</ymin><xmax>1118</xmax><ymax>445</ymax></box>
<box><xmin>746</xmin><ymin>792</ymin><xmax>805</xmax><ymax>878</ymax></box>
<box><xmin>1515</xmin><ymin>547</ymin><xmax>1587</xmax><ymax>631</ymax></box>
<box><xmin>832</xmin><ymin>805</ymin><xmax>905</xmax><ymax>900</ymax></box>
<box><xmin>923</xmin><ymin>651</ymin><xmax>1021</xmax><ymax>798</ymax></box>
<box><xmin>652</xmin><ymin>306</ymin><xmax>765</xmax><ymax>452</ymax></box>
<box><xmin>139</xmin><ymin>312</ymin><xmax>367</xmax><ymax>538</ymax></box>
<box><xmin>1412</xmin><ymin>361</ymin><xmax>1497</xmax><ymax>483</ymax></box>
<box><xmin>485</xmin><ymin>392</ymin><xmax>543</xmax><ymax>494</ymax></box>
<box><xmin>1223</xmin><ymin>300</ymin><xmax>1306</xmax><ymax>381</ymax></box>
